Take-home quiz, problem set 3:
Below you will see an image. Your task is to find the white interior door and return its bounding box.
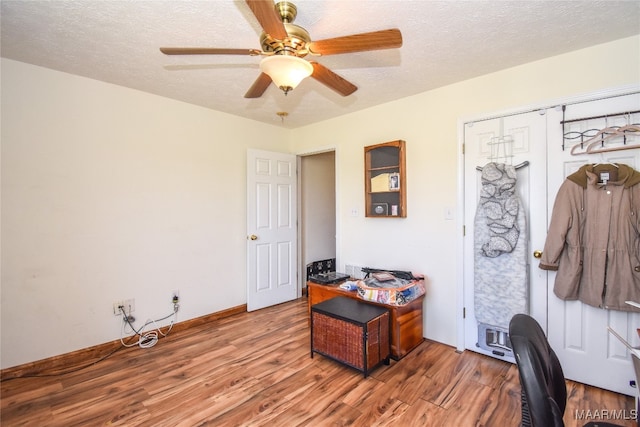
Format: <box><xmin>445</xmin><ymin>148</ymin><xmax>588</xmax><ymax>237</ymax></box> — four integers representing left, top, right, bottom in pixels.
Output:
<box><xmin>546</xmin><ymin>93</ymin><xmax>640</xmax><ymax>396</ymax></box>
<box><xmin>463</xmin><ymin>110</ymin><xmax>548</xmax><ymax>362</ymax></box>
<box><xmin>246</xmin><ymin>149</ymin><xmax>298</xmax><ymax>311</ymax></box>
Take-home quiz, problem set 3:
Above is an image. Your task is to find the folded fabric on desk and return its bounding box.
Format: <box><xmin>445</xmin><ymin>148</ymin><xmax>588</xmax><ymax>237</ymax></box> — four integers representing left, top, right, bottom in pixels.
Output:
<box><xmin>356</xmin><ymin>275</ymin><xmax>425</xmax><ymax>306</ymax></box>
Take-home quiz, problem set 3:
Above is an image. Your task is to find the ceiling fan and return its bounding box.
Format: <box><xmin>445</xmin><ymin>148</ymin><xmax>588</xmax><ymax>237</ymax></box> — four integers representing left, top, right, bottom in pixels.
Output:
<box><xmin>160</xmin><ymin>0</ymin><xmax>403</xmax><ymax>98</ymax></box>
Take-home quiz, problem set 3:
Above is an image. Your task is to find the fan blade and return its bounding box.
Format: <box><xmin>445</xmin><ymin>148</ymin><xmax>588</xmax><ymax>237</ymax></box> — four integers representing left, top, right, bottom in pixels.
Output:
<box><xmin>308</xmin><ymin>28</ymin><xmax>402</xmax><ymax>56</ymax></box>
<box><xmin>245</xmin><ymin>72</ymin><xmax>272</xmax><ymax>98</ymax></box>
<box><xmin>245</xmin><ymin>0</ymin><xmax>287</xmax><ymax>40</ymax></box>
<box><xmin>160</xmin><ymin>47</ymin><xmax>261</xmax><ymax>56</ymax></box>
<box><xmin>310</xmin><ymin>62</ymin><xmax>357</xmax><ymax>97</ymax></box>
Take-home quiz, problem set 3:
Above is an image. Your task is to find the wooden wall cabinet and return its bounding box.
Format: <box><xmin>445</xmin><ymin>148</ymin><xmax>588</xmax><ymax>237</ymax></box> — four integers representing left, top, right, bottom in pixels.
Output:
<box><xmin>365</xmin><ymin>140</ymin><xmax>406</xmax><ymax>217</ymax></box>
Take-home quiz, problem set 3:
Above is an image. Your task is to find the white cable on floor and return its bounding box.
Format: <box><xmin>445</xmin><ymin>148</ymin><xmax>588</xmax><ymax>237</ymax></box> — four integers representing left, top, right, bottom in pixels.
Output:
<box><xmin>119</xmin><ymin>304</ymin><xmax>178</xmax><ymax>349</ymax></box>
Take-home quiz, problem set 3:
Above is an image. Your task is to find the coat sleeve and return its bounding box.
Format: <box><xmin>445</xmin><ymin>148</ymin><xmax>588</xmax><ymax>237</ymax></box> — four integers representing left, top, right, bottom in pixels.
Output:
<box><xmin>539</xmin><ymin>180</ymin><xmax>579</xmax><ymax>271</ymax></box>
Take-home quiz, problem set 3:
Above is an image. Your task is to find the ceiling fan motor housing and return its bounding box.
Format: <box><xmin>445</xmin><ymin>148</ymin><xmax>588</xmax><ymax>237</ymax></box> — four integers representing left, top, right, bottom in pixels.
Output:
<box><xmin>260</xmin><ymin>1</ymin><xmax>310</xmax><ymax>57</ymax></box>
<box><xmin>260</xmin><ymin>23</ymin><xmax>310</xmax><ymax>57</ymax></box>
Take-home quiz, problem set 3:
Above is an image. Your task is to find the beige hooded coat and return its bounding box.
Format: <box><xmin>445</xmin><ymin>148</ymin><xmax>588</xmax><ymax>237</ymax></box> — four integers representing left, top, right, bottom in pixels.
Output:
<box><xmin>539</xmin><ymin>163</ymin><xmax>640</xmax><ymax>311</ymax></box>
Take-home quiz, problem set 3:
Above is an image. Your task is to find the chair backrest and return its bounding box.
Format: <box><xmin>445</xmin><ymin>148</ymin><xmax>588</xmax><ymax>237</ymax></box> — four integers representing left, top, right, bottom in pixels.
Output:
<box><xmin>509</xmin><ymin>313</ymin><xmax>567</xmax><ymax>427</ymax></box>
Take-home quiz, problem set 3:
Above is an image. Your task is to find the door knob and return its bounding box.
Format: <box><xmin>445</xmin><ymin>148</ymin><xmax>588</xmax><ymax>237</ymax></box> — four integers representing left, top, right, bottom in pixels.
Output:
<box><xmin>249</xmin><ymin>234</ymin><xmax>258</xmax><ymax>241</ymax></box>
<box><xmin>533</xmin><ymin>250</ymin><xmax>542</xmax><ymax>259</ymax></box>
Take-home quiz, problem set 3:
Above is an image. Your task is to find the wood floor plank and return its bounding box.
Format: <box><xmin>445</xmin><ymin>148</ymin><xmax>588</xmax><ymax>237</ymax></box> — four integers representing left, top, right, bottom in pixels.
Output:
<box><xmin>463</xmin><ymin>349</ymin><xmax>512</xmax><ymax>389</ymax></box>
<box><xmin>438</xmin><ymin>377</ymin><xmax>498</xmax><ymax>426</ymax></box>
<box><xmin>476</xmin><ymin>364</ymin><xmax>522</xmax><ymax>426</ymax></box>
<box><xmin>382</xmin><ymin>396</ymin><xmax>447</xmax><ymax>427</ymax></box>
<box><xmin>248</xmin><ymin>361</ymin><xmax>362</xmax><ymax>426</ymax></box>
<box><xmin>341</xmin><ymin>377</ymin><xmax>407</xmax><ymax>425</ymax></box>
<box><xmin>302</xmin><ymin>401</ymin><xmax>364</xmax><ymax>427</ymax></box>
<box><xmin>564</xmin><ymin>380</ymin><xmax>637</xmax><ymax>427</ymax></box>
<box><xmin>420</xmin><ymin>350</ymin><xmax>477</xmax><ymax>408</ymax></box>
<box><xmin>1</xmin><ymin>297</ymin><xmax>635</xmax><ymax>426</ymax></box>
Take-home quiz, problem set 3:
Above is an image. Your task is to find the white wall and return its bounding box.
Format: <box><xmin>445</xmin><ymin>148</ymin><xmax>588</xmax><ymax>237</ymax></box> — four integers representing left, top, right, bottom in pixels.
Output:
<box><xmin>291</xmin><ymin>35</ymin><xmax>640</xmax><ymax>346</ymax></box>
<box><xmin>1</xmin><ymin>59</ymin><xmax>288</xmax><ymax>368</ymax></box>
<box><xmin>2</xmin><ymin>35</ymin><xmax>639</xmax><ymax>369</ymax></box>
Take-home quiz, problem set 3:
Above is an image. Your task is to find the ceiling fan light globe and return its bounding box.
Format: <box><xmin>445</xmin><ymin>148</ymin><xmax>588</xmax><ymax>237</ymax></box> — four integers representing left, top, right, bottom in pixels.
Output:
<box><xmin>259</xmin><ymin>55</ymin><xmax>313</xmax><ymax>93</ymax></box>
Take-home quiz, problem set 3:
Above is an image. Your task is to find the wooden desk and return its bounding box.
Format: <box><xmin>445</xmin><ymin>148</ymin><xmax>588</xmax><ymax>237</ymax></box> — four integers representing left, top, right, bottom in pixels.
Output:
<box><xmin>307</xmin><ymin>280</ymin><xmax>424</xmax><ymax>360</ymax></box>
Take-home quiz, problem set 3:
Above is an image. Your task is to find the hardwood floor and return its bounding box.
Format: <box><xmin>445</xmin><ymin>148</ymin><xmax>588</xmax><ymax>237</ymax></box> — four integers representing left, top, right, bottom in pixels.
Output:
<box><xmin>1</xmin><ymin>297</ymin><xmax>636</xmax><ymax>426</ymax></box>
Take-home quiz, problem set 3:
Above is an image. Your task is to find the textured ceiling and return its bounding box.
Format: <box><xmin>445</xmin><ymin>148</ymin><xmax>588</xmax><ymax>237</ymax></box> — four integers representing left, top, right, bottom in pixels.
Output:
<box><xmin>2</xmin><ymin>0</ymin><xmax>639</xmax><ymax>128</ymax></box>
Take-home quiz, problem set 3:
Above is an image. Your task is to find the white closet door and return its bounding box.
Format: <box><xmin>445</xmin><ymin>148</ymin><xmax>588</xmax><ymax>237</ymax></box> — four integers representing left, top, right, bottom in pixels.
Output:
<box><xmin>463</xmin><ymin>110</ymin><xmax>548</xmax><ymax>362</ymax></box>
<box><xmin>546</xmin><ymin>93</ymin><xmax>640</xmax><ymax>396</ymax></box>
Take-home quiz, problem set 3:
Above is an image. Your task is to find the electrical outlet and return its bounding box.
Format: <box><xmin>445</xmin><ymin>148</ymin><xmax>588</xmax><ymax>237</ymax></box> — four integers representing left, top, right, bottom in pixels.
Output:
<box><xmin>123</xmin><ymin>299</ymin><xmax>135</xmax><ymax>315</ymax></box>
<box><xmin>113</xmin><ymin>299</ymin><xmax>135</xmax><ymax>316</ymax></box>
<box><xmin>172</xmin><ymin>290</ymin><xmax>180</xmax><ymax>304</ymax></box>
<box><xmin>345</xmin><ymin>264</ymin><xmax>364</xmax><ymax>279</ymax></box>
<box><xmin>113</xmin><ymin>301</ymin><xmax>123</xmax><ymax>316</ymax></box>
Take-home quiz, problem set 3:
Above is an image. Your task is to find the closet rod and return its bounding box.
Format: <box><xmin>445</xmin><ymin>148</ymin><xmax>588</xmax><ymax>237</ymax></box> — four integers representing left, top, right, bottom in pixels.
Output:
<box><xmin>560</xmin><ymin>109</ymin><xmax>640</xmax><ymax>125</ymax></box>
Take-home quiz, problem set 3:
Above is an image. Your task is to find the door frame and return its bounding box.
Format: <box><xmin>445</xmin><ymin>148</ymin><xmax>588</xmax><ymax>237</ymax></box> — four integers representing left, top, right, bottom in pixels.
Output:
<box><xmin>456</xmin><ymin>83</ymin><xmax>640</xmax><ymax>352</ymax></box>
<box><xmin>296</xmin><ymin>145</ymin><xmax>340</xmax><ymax>294</ymax></box>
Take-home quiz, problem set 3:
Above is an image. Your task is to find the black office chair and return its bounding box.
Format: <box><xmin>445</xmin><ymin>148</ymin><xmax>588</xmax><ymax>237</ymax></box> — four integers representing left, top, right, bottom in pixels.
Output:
<box><xmin>509</xmin><ymin>313</ymin><xmax>623</xmax><ymax>427</ymax></box>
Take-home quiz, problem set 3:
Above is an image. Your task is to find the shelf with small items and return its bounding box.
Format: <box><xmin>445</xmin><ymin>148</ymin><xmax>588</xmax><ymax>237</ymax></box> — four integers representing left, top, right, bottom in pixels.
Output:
<box><xmin>364</xmin><ymin>140</ymin><xmax>406</xmax><ymax>217</ymax></box>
